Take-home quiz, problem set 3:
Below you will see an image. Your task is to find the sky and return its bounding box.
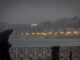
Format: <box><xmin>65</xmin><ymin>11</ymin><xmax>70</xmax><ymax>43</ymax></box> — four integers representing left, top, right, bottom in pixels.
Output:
<box><xmin>0</xmin><ymin>0</ymin><xmax>80</xmax><ymax>24</ymax></box>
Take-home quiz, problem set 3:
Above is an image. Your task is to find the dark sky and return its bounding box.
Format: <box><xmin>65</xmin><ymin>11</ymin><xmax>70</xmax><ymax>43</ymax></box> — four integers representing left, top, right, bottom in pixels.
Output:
<box><xmin>0</xmin><ymin>0</ymin><xmax>80</xmax><ymax>24</ymax></box>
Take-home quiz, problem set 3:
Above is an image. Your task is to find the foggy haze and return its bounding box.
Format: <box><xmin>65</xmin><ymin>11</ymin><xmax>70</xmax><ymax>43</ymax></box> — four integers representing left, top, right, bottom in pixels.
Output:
<box><xmin>0</xmin><ymin>0</ymin><xmax>80</xmax><ymax>24</ymax></box>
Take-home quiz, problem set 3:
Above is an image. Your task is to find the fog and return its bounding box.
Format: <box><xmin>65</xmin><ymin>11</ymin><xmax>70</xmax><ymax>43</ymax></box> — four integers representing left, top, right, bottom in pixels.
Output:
<box><xmin>0</xmin><ymin>0</ymin><xmax>80</xmax><ymax>24</ymax></box>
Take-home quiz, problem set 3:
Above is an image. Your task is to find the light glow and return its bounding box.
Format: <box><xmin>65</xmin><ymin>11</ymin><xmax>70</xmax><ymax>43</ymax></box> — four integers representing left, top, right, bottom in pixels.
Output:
<box><xmin>31</xmin><ymin>23</ymin><xmax>38</xmax><ymax>27</ymax></box>
<box><xmin>48</xmin><ymin>32</ymin><xmax>52</xmax><ymax>35</ymax></box>
<box><xmin>25</xmin><ymin>32</ymin><xmax>29</xmax><ymax>35</ymax></box>
<box><xmin>73</xmin><ymin>31</ymin><xmax>79</xmax><ymax>35</ymax></box>
<box><xmin>60</xmin><ymin>32</ymin><xmax>64</xmax><ymax>35</ymax></box>
<box><xmin>41</xmin><ymin>32</ymin><xmax>45</xmax><ymax>35</ymax></box>
<box><xmin>32</xmin><ymin>32</ymin><xmax>35</xmax><ymax>35</ymax></box>
<box><xmin>54</xmin><ymin>32</ymin><xmax>58</xmax><ymax>36</ymax></box>
<box><xmin>65</xmin><ymin>32</ymin><xmax>71</xmax><ymax>35</ymax></box>
<box><xmin>36</xmin><ymin>32</ymin><xmax>40</xmax><ymax>35</ymax></box>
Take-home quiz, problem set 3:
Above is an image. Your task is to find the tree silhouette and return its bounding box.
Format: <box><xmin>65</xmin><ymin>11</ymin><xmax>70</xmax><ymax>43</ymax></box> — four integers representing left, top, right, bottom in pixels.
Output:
<box><xmin>0</xmin><ymin>29</ymin><xmax>13</xmax><ymax>60</ymax></box>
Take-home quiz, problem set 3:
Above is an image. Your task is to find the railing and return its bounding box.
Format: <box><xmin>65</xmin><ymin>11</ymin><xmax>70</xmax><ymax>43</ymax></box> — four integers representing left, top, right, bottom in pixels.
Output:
<box><xmin>9</xmin><ymin>47</ymin><xmax>52</xmax><ymax>60</ymax></box>
<box><xmin>9</xmin><ymin>40</ymin><xmax>80</xmax><ymax>60</ymax></box>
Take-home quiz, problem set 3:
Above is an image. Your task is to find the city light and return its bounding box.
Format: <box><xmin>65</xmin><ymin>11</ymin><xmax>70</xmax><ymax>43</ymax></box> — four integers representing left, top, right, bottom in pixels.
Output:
<box><xmin>32</xmin><ymin>32</ymin><xmax>35</xmax><ymax>35</ymax></box>
<box><xmin>48</xmin><ymin>32</ymin><xmax>52</xmax><ymax>35</ymax></box>
<box><xmin>25</xmin><ymin>32</ymin><xmax>29</xmax><ymax>35</ymax></box>
<box><xmin>31</xmin><ymin>23</ymin><xmax>38</xmax><ymax>27</ymax></box>
<box><xmin>44</xmin><ymin>33</ymin><xmax>47</xmax><ymax>36</ymax></box>
<box><xmin>36</xmin><ymin>32</ymin><xmax>40</xmax><ymax>35</ymax></box>
<box><xmin>41</xmin><ymin>32</ymin><xmax>45</xmax><ymax>35</ymax></box>
<box><xmin>54</xmin><ymin>32</ymin><xmax>58</xmax><ymax>36</ymax></box>
<box><xmin>65</xmin><ymin>31</ymin><xmax>71</xmax><ymax>35</ymax></box>
<box><xmin>60</xmin><ymin>32</ymin><xmax>64</xmax><ymax>35</ymax></box>
<box><xmin>73</xmin><ymin>31</ymin><xmax>79</xmax><ymax>35</ymax></box>
<box><xmin>20</xmin><ymin>31</ymin><xmax>80</xmax><ymax>37</ymax></box>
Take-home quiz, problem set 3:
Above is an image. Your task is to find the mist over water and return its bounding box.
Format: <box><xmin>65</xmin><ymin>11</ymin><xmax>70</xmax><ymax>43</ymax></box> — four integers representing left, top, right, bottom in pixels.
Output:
<box><xmin>0</xmin><ymin>0</ymin><xmax>80</xmax><ymax>24</ymax></box>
